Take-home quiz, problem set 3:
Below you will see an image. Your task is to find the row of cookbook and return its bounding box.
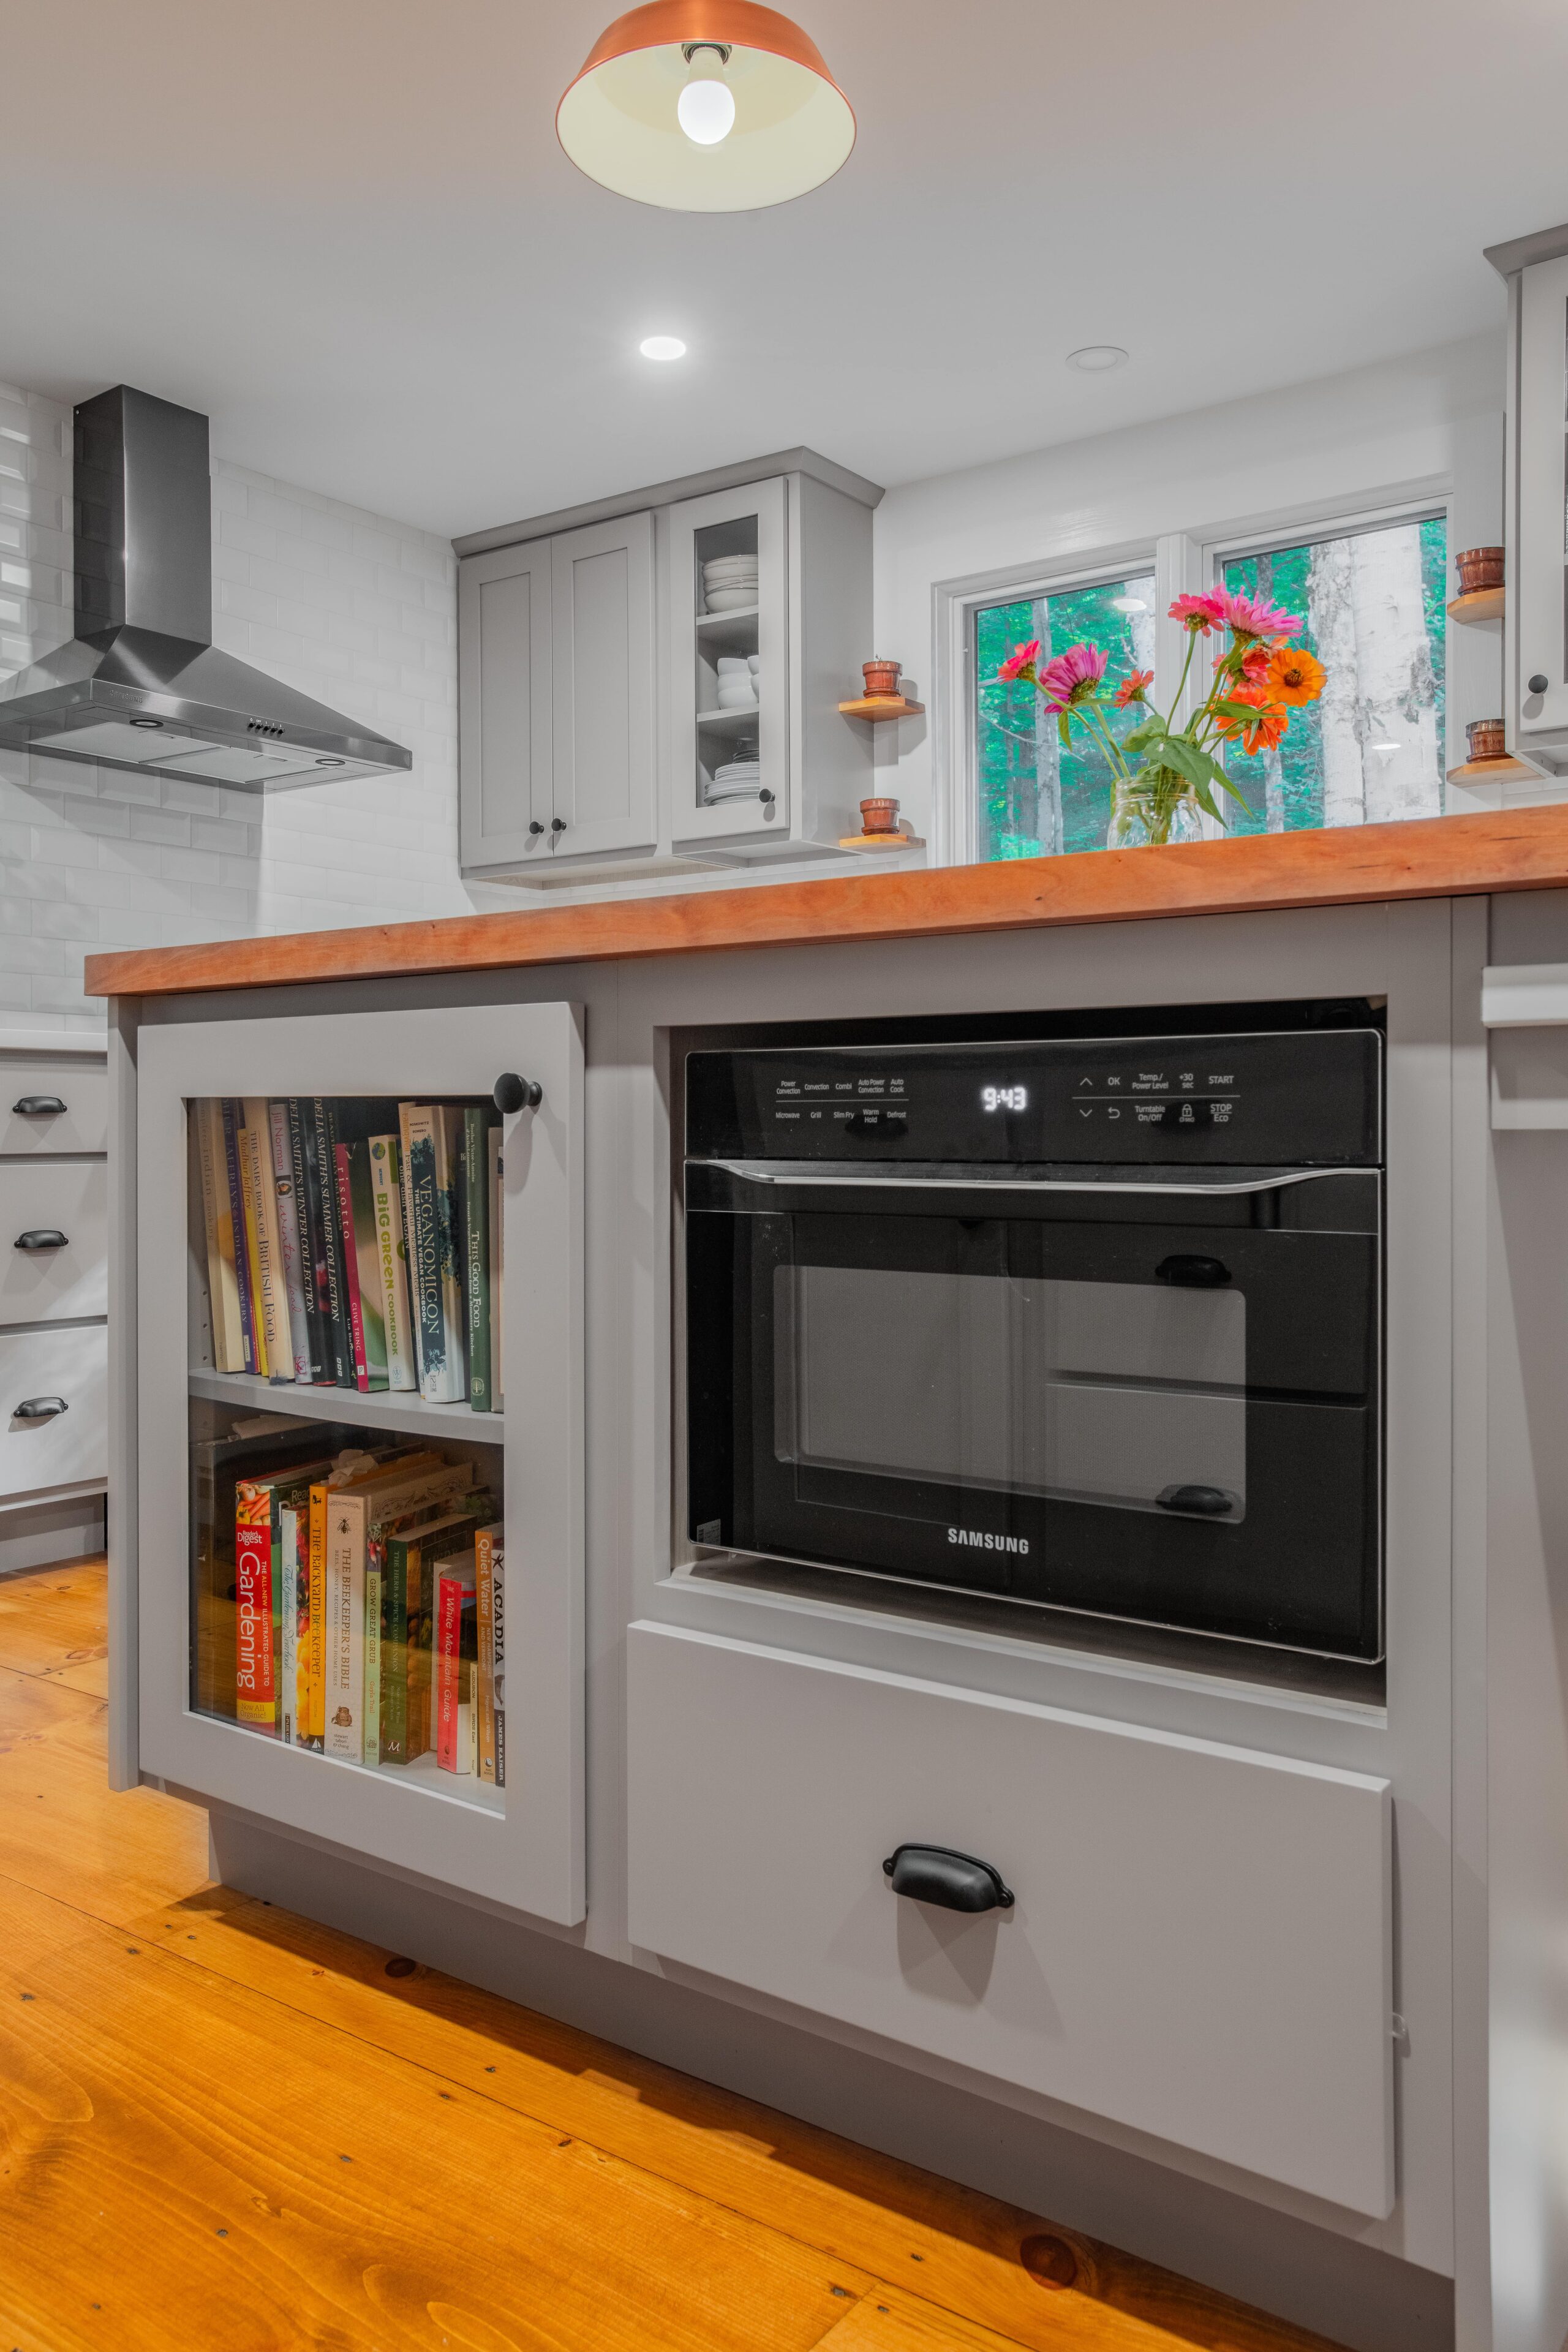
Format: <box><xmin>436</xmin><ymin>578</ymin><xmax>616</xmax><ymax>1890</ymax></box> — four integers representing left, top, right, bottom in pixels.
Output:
<box><xmin>229</xmin><ymin>1441</ymin><xmax>505</xmax><ymax>1784</ymax></box>
<box><xmin>195</xmin><ymin>1096</ymin><xmax>502</xmax><ymax>1409</ymax></box>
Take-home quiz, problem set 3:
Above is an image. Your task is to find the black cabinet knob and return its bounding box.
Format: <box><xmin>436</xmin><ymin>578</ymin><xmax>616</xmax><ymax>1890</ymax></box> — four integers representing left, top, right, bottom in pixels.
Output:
<box><xmin>882</xmin><ymin>1844</ymin><xmax>1014</xmax><ymax>1913</ymax></box>
<box><xmin>758</xmin><ymin>789</ymin><xmax>775</xmax><ymax>806</ymax></box>
<box><xmin>1155</xmin><ymin>1253</ymin><xmax>1231</xmax><ymax>1287</ymax></box>
<box><xmin>1529</xmin><ymin>674</ymin><xmax>1550</xmax><ymax>696</ymax></box>
<box><xmin>550</xmin><ymin>817</ymin><xmax>567</xmax><ymax>833</ymax></box>
<box><xmin>528</xmin><ymin>820</ymin><xmax>545</xmax><ymax>836</ymax></box>
<box><xmin>14</xmin><ymin>1230</ymin><xmax>67</xmax><ymax>1251</ymax></box>
<box><xmin>492</xmin><ymin>1072</ymin><xmax>542</xmax><ymax>1115</ymax></box>
<box><xmin>12</xmin><ymin>1096</ymin><xmax>66</xmax><ymax>1117</ymax></box>
<box><xmin>14</xmin><ymin>1396</ymin><xmax>67</xmax><ymax>1421</ymax></box>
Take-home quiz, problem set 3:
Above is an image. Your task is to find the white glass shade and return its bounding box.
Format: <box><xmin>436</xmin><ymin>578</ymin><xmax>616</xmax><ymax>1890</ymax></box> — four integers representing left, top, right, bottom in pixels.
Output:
<box><xmin>558</xmin><ymin>4</ymin><xmax>855</xmax><ymax>212</ymax></box>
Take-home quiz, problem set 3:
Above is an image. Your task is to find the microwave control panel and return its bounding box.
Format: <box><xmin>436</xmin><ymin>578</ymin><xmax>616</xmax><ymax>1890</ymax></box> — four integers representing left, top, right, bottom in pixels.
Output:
<box><xmin>686</xmin><ymin>1030</ymin><xmax>1382</xmax><ymax>1168</ymax></box>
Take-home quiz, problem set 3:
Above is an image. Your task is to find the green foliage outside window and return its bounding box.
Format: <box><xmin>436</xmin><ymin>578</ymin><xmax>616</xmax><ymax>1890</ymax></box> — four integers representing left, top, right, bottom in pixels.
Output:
<box><xmin>975</xmin><ymin>577</ymin><xmax>1154</xmax><ymax>861</ymax></box>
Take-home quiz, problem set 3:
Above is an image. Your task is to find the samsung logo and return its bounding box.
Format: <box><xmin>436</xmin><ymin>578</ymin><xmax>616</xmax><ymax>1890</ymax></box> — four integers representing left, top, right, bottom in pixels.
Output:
<box><xmin>948</xmin><ymin>1528</ymin><xmax>1030</xmax><ymax>1555</ymax></box>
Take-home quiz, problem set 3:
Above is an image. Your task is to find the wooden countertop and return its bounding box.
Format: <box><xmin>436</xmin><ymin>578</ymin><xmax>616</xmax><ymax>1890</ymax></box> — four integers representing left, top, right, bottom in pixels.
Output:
<box><xmin>85</xmin><ymin>802</ymin><xmax>1568</xmax><ymax>1000</ymax></box>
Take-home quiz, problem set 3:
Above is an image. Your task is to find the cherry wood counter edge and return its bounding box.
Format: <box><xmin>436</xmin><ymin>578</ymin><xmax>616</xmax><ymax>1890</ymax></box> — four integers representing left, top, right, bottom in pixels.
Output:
<box><xmin>85</xmin><ymin>802</ymin><xmax>1568</xmax><ymax>1001</ymax></box>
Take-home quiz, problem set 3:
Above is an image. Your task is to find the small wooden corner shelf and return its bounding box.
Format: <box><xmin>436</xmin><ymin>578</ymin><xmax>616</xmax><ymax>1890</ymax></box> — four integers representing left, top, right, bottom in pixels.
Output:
<box><xmin>839</xmin><ymin>695</ymin><xmax>925</xmax><ymax>722</ymax></box>
<box><xmin>837</xmin><ymin>832</ymin><xmax>925</xmax><ymax>853</ymax></box>
<box><xmin>1447</xmin><ymin>755</ymin><xmax>1537</xmax><ymax>784</ymax></box>
<box><xmin>1447</xmin><ymin>587</ymin><xmax>1506</xmax><ymax>625</ymax></box>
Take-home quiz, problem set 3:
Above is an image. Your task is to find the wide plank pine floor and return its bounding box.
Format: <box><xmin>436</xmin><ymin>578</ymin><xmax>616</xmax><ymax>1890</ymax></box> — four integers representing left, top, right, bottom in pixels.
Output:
<box><xmin>0</xmin><ymin>1556</ymin><xmax>1346</xmax><ymax>2352</ymax></box>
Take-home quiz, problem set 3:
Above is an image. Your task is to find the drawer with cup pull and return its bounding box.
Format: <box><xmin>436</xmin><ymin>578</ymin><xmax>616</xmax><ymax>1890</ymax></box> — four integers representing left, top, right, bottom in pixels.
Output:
<box><xmin>627</xmin><ymin>1620</ymin><xmax>1393</xmax><ymax>2217</ymax></box>
<box><xmin>0</xmin><ymin>1160</ymin><xmax>107</xmax><ymax>1326</ymax></box>
<box><xmin>0</xmin><ymin>1322</ymin><xmax>106</xmax><ymax>1499</ymax></box>
<box><xmin>0</xmin><ymin>1057</ymin><xmax>108</xmax><ymax>1157</ymax></box>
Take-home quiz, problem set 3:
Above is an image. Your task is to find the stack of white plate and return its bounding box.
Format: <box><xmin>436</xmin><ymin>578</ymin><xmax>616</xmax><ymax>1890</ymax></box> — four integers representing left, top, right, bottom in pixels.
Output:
<box><xmin>703</xmin><ymin>554</ymin><xmax>758</xmax><ymax>612</ymax></box>
<box><xmin>716</xmin><ymin>654</ymin><xmax>760</xmax><ymax>708</ymax></box>
<box><xmin>707</xmin><ymin>752</ymin><xmax>761</xmax><ymax>805</ymax></box>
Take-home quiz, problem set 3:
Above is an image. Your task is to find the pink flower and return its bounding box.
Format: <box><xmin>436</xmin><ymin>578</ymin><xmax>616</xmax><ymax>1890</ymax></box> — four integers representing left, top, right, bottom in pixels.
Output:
<box><xmin>1114</xmin><ymin>668</ymin><xmax>1154</xmax><ymax>709</ymax></box>
<box><xmin>1169</xmin><ymin>592</ymin><xmax>1227</xmax><ymax>635</ymax></box>
<box><xmin>1212</xmin><ymin>586</ymin><xmax>1304</xmax><ymax>641</ymax></box>
<box><xmin>998</xmin><ymin>638</ymin><xmax>1041</xmax><ymax>684</ymax></box>
<box><xmin>1037</xmin><ymin>641</ymin><xmax>1108</xmax><ymax>711</ymax></box>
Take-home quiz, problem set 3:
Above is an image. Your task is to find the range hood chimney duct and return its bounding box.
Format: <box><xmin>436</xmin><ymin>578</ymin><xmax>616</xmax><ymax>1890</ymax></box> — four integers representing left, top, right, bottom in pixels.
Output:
<box><xmin>0</xmin><ymin>384</ymin><xmax>412</xmax><ymax>794</ymax></box>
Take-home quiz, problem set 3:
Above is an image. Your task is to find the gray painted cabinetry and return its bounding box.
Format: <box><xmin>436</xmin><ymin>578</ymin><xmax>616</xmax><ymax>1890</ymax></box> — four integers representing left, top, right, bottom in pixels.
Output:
<box><xmin>456</xmin><ymin>450</ymin><xmax>878</xmax><ymax>880</ymax></box>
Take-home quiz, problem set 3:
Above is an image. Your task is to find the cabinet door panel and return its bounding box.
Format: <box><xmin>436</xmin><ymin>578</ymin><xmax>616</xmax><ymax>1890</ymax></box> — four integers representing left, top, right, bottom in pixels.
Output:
<box><xmin>550</xmin><ymin>511</ymin><xmax>657</xmax><ymax>859</ymax></box>
<box><xmin>668</xmin><ymin>477</ymin><xmax>790</xmax><ymax>849</ymax></box>
<box><xmin>1516</xmin><ymin>255</ymin><xmax>1568</xmax><ymax>743</ymax></box>
<box><xmin>458</xmin><ymin>541</ymin><xmax>553</xmax><ymax>869</ymax></box>
<box><xmin>628</xmin><ymin>1620</ymin><xmax>1393</xmax><ymax>2217</ymax></box>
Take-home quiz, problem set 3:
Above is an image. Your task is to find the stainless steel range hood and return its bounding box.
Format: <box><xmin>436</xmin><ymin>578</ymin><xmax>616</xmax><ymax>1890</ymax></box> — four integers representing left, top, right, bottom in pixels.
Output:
<box><xmin>0</xmin><ymin>386</ymin><xmax>412</xmax><ymax>792</ymax></box>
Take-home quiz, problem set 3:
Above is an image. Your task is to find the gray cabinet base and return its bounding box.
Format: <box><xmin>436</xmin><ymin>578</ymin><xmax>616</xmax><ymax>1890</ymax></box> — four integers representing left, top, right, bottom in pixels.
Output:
<box><xmin>201</xmin><ymin>1798</ymin><xmax>1452</xmax><ymax>2352</ymax></box>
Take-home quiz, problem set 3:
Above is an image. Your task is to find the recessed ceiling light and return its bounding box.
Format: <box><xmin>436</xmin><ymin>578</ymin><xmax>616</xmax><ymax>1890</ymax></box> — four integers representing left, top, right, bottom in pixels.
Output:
<box><xmin>1067</xmin><ymin>345</ymin><xmax>1129</xmax><ymax>374</ymax></box>
<box><xmin>558</xmin><ymin>5</ymin><xmax>854</xmax><ymax>212</ymax></box>
<box><xmin>639</xmin><ymin>334</ymin><xmax>687</xmax><ymax>361</ymax></box>
<box><xmin>1111</xmin><ymin>595</ymin><xmax>1148</xmax><ymax>613</ymax></box>
<box><xmin>130</xmin><ymin>716</ymin><xmax>163</xmax><ymax>729</ymax></box>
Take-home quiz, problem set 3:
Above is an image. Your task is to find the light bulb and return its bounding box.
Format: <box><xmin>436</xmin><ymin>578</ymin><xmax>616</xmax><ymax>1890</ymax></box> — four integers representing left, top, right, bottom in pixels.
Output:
<box><xmin>677</xmin><ymin>47</ymin><xmax>735</xmax><ymax>145</ymax></box>
<box><xmin>639</xmin><ymin>335</ymin><xmax>687</xmax><ymax>361</ymax></box>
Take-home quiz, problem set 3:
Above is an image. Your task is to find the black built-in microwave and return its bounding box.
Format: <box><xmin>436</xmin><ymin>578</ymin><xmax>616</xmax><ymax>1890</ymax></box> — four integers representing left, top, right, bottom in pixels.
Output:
<box><xmin>684</xmin><ymin>1018</ymin><xmax>1382</xmax><ymax>1661</ymax></box>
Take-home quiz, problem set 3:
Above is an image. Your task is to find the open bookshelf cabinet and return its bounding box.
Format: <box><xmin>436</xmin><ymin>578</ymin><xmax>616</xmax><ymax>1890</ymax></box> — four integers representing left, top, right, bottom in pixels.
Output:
<box><xmin>134</xmin><ymin>1001</ymin><xmax>584</xmax><ymax>1925</ymax></box>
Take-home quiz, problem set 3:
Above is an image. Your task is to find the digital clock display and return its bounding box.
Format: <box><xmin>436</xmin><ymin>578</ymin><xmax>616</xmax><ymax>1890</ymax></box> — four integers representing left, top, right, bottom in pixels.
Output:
<box><xmin>981</xmin><ymin>1085</ymin><xmax>1028</xmax><ymax>1113</ymax></box>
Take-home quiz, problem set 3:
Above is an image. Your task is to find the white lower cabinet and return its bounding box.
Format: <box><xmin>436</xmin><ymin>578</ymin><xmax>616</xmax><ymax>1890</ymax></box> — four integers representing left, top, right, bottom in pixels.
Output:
<box><xmin>627</xmin><ymin>1621</ymin><xmax>1393</xmax><ymax>2217</ymax></box>
<box><xmin>0</xmin><ymin>1158</ymin><xmax>107</xmax><ymax>1324</ymax></box>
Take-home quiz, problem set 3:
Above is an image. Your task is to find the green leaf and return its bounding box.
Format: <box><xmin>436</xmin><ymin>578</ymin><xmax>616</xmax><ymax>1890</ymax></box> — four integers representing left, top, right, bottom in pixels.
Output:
<box><xmin>1156</xmin><ymin>736</ymin><xmax>1210</xmax><ymax>789</ymax></box>
<box><xmin>1121</xmin><ymin>715</ymin><xmax>1166</xmax><ymax>755</ymax></box>
<box><xmin>1057</xmin><ymin>712</ymin><xmax>1072</xmax><ymax>750</ymax></box>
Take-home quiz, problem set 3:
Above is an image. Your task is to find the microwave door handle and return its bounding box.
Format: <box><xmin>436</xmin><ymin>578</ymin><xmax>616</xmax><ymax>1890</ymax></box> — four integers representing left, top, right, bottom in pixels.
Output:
<box><xmin>702</xmin><ymin>1162</ymin><xmax>1343</xmax><ymax>1198</ymax></box>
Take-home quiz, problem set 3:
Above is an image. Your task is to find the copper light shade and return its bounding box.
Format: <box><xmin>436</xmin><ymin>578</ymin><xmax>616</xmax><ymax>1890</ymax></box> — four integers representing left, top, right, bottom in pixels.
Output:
<box><xmin>557</xmin><ymin>1</ymin><xmax>855</xmax><ymax>211</ymax></box>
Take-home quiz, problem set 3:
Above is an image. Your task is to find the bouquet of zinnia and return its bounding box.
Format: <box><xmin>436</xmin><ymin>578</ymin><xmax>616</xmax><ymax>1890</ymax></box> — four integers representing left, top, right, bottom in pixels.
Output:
<box><xmin>997</xmin><ymin>589</ymin><xmax>1327</xmax><ymax>847</ymax></box>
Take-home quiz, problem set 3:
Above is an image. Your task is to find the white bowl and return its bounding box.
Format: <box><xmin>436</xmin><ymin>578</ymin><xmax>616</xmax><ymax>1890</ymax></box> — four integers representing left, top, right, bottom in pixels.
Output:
<box><xmin>703</xmin><ymin>556</ymin><xmax>760</xmax><ymax>576</ymax></box>
<box><xmin>715</xmin><ymin>655</ymin><xmax>751</xmax><ymax>674</ymax></box>
<box><xmin>704</xmin><ymin>588</ymin><xmax>758</xmax><ymax>612</ymax></box>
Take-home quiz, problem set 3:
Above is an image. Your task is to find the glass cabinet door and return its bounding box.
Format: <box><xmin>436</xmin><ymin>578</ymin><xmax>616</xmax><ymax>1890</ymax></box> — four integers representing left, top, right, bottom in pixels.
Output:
<box><xmin>134</xmin><ymin>1002</ymin><xmax>584</xmax><ymax>1925</ymax></box>
<box><xmin>668</xmin><ymin>475</ymin><xmax>790</xmax><ymax>847</ymax></box>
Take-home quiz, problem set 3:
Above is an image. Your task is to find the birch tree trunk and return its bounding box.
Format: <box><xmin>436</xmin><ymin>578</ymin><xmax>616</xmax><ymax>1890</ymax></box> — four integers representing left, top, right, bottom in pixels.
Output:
<box><xmin>1256</xmin><ymin>552</ymin><xmax>1285</xmax><ymax>833</ymax></box>
<box><xmin>1311</xmin><ymin>537</ymin><xmax>1363</xmax><ymax>827</ymax></box>
<box><xmin>1351</xmin><ymin>528</ymin><xmax>1441</xmax><ymax>823</ymax></box>
<box><xmin>1031</xmin><ymin>595</ymin><xmax>1061</xmax><ymax>856</ymax></box>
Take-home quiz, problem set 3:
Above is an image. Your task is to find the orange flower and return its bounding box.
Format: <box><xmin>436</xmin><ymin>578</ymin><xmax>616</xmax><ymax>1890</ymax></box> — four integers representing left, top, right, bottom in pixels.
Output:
<box><xmin>1214</xmin><ymin>685</ymin><xmax>1288</xmax><ymax>756</ymax></box>
<box><xmin>1266</xmin><ymin>644</ymin><xmax>1325</xmax><ymax>706</ymax></box>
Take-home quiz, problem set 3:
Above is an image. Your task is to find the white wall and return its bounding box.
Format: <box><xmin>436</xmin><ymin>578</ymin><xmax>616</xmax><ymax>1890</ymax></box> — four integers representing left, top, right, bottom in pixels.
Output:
<box><xmin>872</xmin><ymin>333</ymin><xmax>1511</xmax><ymax>847</ymax></box>
<box><xmin>0</xmin><ymin>381</ymin><xmax>475</xmax><ymax>1033</ymax></box>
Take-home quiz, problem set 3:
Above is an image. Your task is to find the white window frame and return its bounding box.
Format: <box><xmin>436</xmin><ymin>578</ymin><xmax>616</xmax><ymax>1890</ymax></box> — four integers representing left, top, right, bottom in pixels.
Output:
<box><xmin>932</xmin><ymin>475</ymin><xmax>1451</xmax><ymax>867</ymax></box>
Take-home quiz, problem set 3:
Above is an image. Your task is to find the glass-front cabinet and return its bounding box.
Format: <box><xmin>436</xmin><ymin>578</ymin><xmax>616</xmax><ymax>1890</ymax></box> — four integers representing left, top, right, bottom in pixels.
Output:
<box><xmin>669</xmin><ymin>476</ymin><xmax>791</xmax><ymax>850</ymax></box>
<box><xmin>134</xmin><ymin>1003</ymin><xmax>584</xmax><ymax>1924</ymax></box>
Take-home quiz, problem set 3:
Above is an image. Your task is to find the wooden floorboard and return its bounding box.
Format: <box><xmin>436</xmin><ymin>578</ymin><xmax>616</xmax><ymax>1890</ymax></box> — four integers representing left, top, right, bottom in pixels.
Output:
<box><xmin>0</xmin><ymin>1557</ymin><xmax>1348</xmax><ymax>2352</ymax></box>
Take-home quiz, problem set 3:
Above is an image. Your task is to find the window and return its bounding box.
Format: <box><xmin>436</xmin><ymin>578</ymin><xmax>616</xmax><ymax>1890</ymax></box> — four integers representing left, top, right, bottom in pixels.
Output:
<box><xmin>1217</xmin><ymin>516</ymin><xmax>1447</xmax><ymax>834</ymax></box>
<box><xmin>974</xmin><ymin>573</ymin><xmax>1155</xmax><ymax>861</ymax></box>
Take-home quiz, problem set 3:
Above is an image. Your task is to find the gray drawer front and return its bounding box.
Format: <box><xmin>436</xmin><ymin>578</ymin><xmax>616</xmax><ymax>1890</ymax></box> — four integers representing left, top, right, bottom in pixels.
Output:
<box><xmin>0</xmin><ymin>1058</ymin><xmax>108</xmax><ymax>1157</ymax></box>
<box><xmin>0</xmin><ymin>1162</ymin><xmax>107</xmax><ymax>1326</ymax></box>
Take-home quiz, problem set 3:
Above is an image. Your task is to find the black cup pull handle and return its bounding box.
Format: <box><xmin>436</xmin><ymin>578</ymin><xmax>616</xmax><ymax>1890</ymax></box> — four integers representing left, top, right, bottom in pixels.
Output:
<box><xmin>12</xmin><ymin>1096</ymin><xmax>66</xmax><ymax>1117</ymax></box>
<box><xmin>1155</xmin><ymin>1253</ymin><xmax>1231</xmax><ymax>1287</ymax></box>
<box><xmin>493</xmin><ymin>1072</ymin><xmax>542</xmax><ymax>1115</ymax></box>
<box><xmin>14</xmin><ymin>1230</ymin><xmax>67</xmax><ymax>1252</ymax></box>
<box><xmin>14</xmin><ymin>1396</ymin><xmax>67</xmax><ymax>1421</ymax></box>
<box><xmin>882</xmin><ymin>1844</ymin><xmax>1014</xmax><ymax>1913</ymax></box>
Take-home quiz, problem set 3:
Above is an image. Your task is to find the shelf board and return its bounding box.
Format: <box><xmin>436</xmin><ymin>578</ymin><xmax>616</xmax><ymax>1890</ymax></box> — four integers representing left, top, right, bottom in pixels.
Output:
<box><xmin>837</xmin><ymin>832</ymin><xmax>926</xmax><ymax>852</ymax></box>
<box><xmin>695</xmin><ymin>706</ymin><xmax>763</xmax><ymax>735</ymax></box>
<box><xmin>838</xmin><ymin>695</ymin><xmax>925</xmax><ymax>722</ymax></box>
<box><xmin>1447</xmin><ymin>755</ymin><xmax>1537</xmax><ymax>783</ymax></box>
<box><xmin>188</xmin><ymin>1366</ymin><xmax>505</xmax><ymax>1444</ymax></box>
<box><xmin>695</xmin><ymin>605</ymin><xmax>759</xmax><ymax>634</ymax></box>
<box><xmin>1447</xmin><ymin>587</ymin><xmax>1505</xmax><ymax>625</ymax></box>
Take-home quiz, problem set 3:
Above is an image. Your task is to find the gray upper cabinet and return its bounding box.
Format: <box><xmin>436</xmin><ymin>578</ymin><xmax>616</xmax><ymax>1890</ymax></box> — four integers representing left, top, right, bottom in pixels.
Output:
<box><xmin>458</xmin><ymin>538</ymin><xmax>554</xmax><ymax>869</ymax></box>
<box><xmin>459</xmin><ymin>513</ymin><xmax>655</xmax><ymax>873</ymax></box>
<box><xmin>549</xmin><ymin>511</ymin><xmax>656</xmax><ymax>861</ymax></box>
<box><xmin>458</xmin><ymin>451</ymin><xmax>880</xmax><ymax>880</ymax></box>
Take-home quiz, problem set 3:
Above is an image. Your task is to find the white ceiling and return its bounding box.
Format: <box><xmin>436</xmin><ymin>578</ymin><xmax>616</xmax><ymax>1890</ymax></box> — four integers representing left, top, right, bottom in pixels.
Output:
<box><xmin>2</xmin><ymin>0</ymin><xmax>1556</xmax><ymax>538</ymax></box>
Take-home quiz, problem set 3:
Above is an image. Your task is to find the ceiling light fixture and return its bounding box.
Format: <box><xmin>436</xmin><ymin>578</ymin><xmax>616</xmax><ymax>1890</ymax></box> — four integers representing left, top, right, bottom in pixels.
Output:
<box><xmin>1066</xmin><ymin>345</ymin><xmax>1129</xmax><ymax>374</ymax></box>
<box><xmin>639</xmin><ymin>334</ymin><xmax>687</xmax><ymax>361</ymax></box>
<box><xmin>558</xmin><ymin>2</ymin><xmax>855</xmax><ymax>212</ymax></box>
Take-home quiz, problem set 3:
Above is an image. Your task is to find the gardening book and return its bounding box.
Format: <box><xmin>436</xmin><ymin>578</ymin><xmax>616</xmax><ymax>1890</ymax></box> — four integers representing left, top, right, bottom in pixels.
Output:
<box><xmin>475</xmin><ymin>1520</ymin><xmax>505</xmax><ymax>1786</ymax></box>
<box><xmin>268</xmin><ymin>1099</ymin><xmax>315</xmax><ymax>1384</ymax></box>
<box><xmin>197</xmin><ymin>1096</ymin><xmax>245</xmax><ymax>1373</ymax></box>
<box><xmin>369</xmin><ymin>1135</ymin><xmax>417</xmax><ymax>1392</ymax></box>
<box><xmin>241</xmin><ymin>1098</ymin><xmax>292</xmax><ymax>1382</ymax></box>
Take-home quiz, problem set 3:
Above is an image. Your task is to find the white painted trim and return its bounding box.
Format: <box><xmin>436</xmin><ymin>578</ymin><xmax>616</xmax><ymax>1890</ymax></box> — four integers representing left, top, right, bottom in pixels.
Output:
<box><xmin>0</xmin><ymin>1033</ymin><xmax>108</xmax><ymax>1058</ymax></box>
